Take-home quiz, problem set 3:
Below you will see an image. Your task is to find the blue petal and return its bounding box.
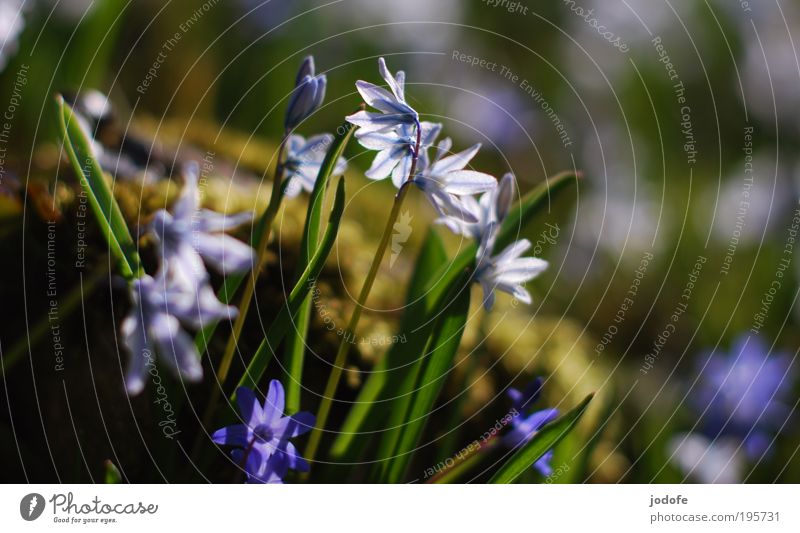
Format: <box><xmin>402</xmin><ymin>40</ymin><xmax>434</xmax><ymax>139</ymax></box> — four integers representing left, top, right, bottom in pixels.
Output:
<box><xmin>211</xmin><ymin>424</ymin><xmax>252</xmax><ymax>447</ymax></box>
<box><xmin>236</xmin><ymin>386</ymin><xmax>263</xmax><ymax>425</ymax></box>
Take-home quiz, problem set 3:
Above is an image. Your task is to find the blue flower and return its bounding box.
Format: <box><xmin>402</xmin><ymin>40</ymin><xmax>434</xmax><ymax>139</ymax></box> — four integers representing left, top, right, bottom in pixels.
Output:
<box><xmin>474</xmin><ymin>232</ymin><xmax>548</xmax><ymax>311</ymax></box>
<box><xmin>283</xmin><ymin>133</ymin><xmax>348</xmax><ymax>198</ymax></box>
<box><xmin>150</xmin><ymin>162</ymin><xmax>255</xmax><ymax>291</ymax></box>
<box><xmin>414</xmin><ymin>138</ymin><xmax>497</xmax><ymax>221</ymax></box>
<box><xmin>346</xmin><ymin>57</ymin><xmax>419</xmax><ymax>134</ymax></box>
<box><xmin>503</xmin><ymin>379</ymin><xmax>559</xmax><ymax>477</ymax></box>
<box><xmin>355</xmin><ymin>120</ymin><xmax>442</xmax><ymax>188</ymax></box>
<box><xmin>212</xmin><ymin>382</ymin><xmax>315</xmax><ymax>484</ymax></box>
<box><xmin>437</xmin><ymin>172</ymin><xmax>514</xmax><ymax>243</ymax></box>
<box><xmin>691</xmin><ymin>334</ymin><xmax>795</xmax><ymax>459</ymax></box>
<box><xmin>285</xmin><ymin>55</ymin><xmax>327</xmax><ymax>130</ymax></box>
<box><xmin>121</xmin><ymin>275</ymin><xmax>236</xmax><ymax>394</ymax></box>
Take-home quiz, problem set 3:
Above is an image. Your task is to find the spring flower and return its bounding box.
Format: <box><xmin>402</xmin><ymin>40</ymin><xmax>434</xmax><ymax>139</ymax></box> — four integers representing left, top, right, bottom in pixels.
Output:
<box><xmin>285</xmin><ymin>55</ymin><xmax>327</xmax><ymax>130</ymax></box>
<box><xmin>346</xmin><ymin>57</ymin><xmax>419</xmax><ymax>134</ymax></box>
<box><xmin>355</xmin><ymin>120</ymin><xmax>442</xmax><ymax>188</ymax></box>
<box><xmin>438</xmin><ymin>172</ymin><xmax>514</xmax><ymax>242</ymax></box>
<box><xmin>0</xmin><ymin>0</ymin><xmax>25</xmax><ymax>73</ymax></box>
<box><xmin>690</xmin><ymin>334</ymin><xmax>795</xmax><ymax>458</ymax></box>
<box><xmin>413</xmin><ymin>138</ymin><xmax>497</xmax><ymax>221</ymax></box>
<box><xmin>150</xmin><ymin>162</ymin><xmax>255</xmax><ymax>290</ymax></box>
<box><xmin>503</xmin><ymin>378</ymin><xmax>559</xmax><ymax>476</ymax></box>
<box><xmin>121</xmin><ymin>275</ymin><xmax>236</xmax><ymax>395</ymax></box>
<box><xmin>212</xmin><ymin>382</ymin><xmax>315</xmax><ymax>484</ymax></box>
<box><xmin>282</xmin><ymin>133</ymin><xmax>348</xmax><ymax>198</ymax></box>
<box><xmin>474</xmin><ymin>230</ymin><xmax>548</xmax><ymax>311</ymax></box>
<box><xmin>668</xmin><ymin>433</ymin><xmax>745</xmax><ymax>484</ymax></box>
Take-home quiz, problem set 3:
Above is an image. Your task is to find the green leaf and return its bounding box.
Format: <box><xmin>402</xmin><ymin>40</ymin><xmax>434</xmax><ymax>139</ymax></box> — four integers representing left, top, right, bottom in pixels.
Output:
<box><xmin>331</xmin><ymin>172</ymin><xmax>579</xmax><ymax>459</ymax></box>
<box><xmin>377</xmin><ymin>270</ymin><xmax>473</xmax><ymax>483</ymax></box>
<box><xmin>490</xmin><ymin>393</ymin><xmax>594</xmax><ymax>484</ymax></box>
<box><xmin>104</xmin><ymin>460</ymin><xmax>122</xmax><ymax>484</ymax></box>
<box><xmin>330</xmin><ymin>228</ymin><xmax>448</xmax><ymax>459</ymax></box>
<box><xmin>233</xmin><ymin>178</ymin><xmax>346</xmax><ymax>396</ymax></box>
<box><xmin>57</xmin><ymin>96</ymin><xmax>142</xmax><ymax>279</ymax></box>
<box><xmin>283</xmin><ymin>124</ymin><xmax>355</xmax><ymax>413</ymax></box>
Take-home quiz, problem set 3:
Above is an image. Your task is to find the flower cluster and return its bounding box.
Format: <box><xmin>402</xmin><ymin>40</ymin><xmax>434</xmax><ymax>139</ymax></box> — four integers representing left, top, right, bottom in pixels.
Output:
<box><xmin>347</xmin><ymin>58</ymin><xmax>548</xmax><ymax>310</ymax></box>
<box><xmin>212</xmin><ymin>381</ymin><xmax>315</xmax><ymax>483</ymax></box>
<box><xmin>122</xmin><ymin>162</ymin><xmax>255</xmax><ymax>395</ymax></box>
<box><xmin>503</xmin><ymin>378</ymin><xmax>559</xmax><ymax>476</ymax></box>
<box><xmin>669</xmin><ymin>334</ymin><xmax>796</xmax><ymax>483</ymax></box>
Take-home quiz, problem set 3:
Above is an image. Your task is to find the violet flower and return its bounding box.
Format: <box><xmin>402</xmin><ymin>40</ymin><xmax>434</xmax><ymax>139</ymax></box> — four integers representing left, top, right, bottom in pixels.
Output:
<box><xmin>413</xmin><ymin>138</ymin><xmax>497</xmax><ymax>221</ymax></box>
<box><xmin>346</xmin><ymin>57</ymin><xmax>419</xmax><ymax>134</ymax></box>
<box><xmin>691</xmin><ymin>334</ymin><xmax>795</xmax><ymax>459</ymax></box>
<box><xmin>212</xmin><ymin>382</ymin><xmax>315</xmax><ymax>483</ymax></box>
<box><xmin>503</xmin><ymin>378</ymin><xmax>559</xmax><ymax>477</ymax></box>
<box><xmin>285</xmin><ymin>55</ymin><xmax>327</xmax><ymax>130</ymax></box>
<box><xmin>150</xmin><ymin>162</ymin><xmax>255</xmax><ymax>291</ymax></box>
<box><xmin>282</xmin><ymin>133</ymin><xmax>348</xmax><ymax>198</ymax></box>
<box><xmin>121</xmin><ymin>275</ymin><xmax>236</xmax><ymax>395</ymax></box>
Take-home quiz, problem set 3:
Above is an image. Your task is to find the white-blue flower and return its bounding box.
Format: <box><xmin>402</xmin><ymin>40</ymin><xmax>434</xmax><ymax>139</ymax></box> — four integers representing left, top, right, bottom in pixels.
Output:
<box><xmin>438</xmin><ymin>172</ymin><xmax>514</xmax><ymax>242</ymax></box>
<box><xmin>285</xmin><ymin>56</ymin><xmax>327</xmax><ymax>130</ymax></box>
<box><xmin>346</xmin><ymin>57</ymin><xmax>419</xmax><ymax>134</ymax></box>
<box><xmin>474</xmin><ymin>231</ymin><xmax>548</xmax><ymax>311</ymax></box>
<box><xmin>356</xmin><ymin>121</ymin><xmax>441</xmax><ymax>188</ymax></box>
<box><xmin>282</xmin><ymin>133</ymin><xmax>348</xmax><ymax>198</ymax></box>
<box><xmin>122</xmin><ymin>274</ymin><xmax>237</xmax><ymax>394</ymax></box>
<box><xmin>414</xmin><ymin>138</ymin><xmax>498</xmax><ymax>221</ymax></box>
<box><xmin>150</xmin><ymin>163</ymin><xmax>255</xmax><ymax>291</ymax></box>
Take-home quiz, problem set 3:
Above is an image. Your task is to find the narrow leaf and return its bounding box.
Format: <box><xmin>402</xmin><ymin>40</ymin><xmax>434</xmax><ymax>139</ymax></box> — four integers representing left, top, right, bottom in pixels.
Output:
<box><xmin>490</xmin><ymin>393</ymin><xmax>594</xmax><ymax>484</ymax></box>
<box><xmin>284</xmin><ymin>124</ymin><xmax>355</xmax><ymax>412</ymax></box>
<box><xmin>233</xmin><ymin>178</ymin><xmax>346</xmax><ymax>395</ymax></box>
<box><xmin>57</xmin><ymin>95</ymin><xmax>142</xmax><ymax>279</ymax></box>
<box><xmin>104</xmin><ymin>460</ymin><xmax>122</xmax><ymax>484</ymax></box>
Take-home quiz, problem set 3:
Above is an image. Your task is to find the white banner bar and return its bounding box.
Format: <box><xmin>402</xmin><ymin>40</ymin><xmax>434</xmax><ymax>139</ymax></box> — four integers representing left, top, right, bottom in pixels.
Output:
<box><xmin>1</xmin><ymin>484</ymin><xmax>797</xmax><ymax>532</ymax></box>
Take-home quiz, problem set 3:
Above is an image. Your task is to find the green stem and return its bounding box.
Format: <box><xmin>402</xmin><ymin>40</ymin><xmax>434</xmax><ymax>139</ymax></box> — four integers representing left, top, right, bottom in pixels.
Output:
<box><xmin>198</xmin><ymin>133</ymin><xmax>289</xmax><ymax>432</ymax></box>
<box><xmin>304</xmin><ymin>122</ymin><xmax>422</xmax><ymax>467</ymax></box>
<box><xmin>427</xmin><ymin>435</ymin><xmax>499</xmax><ymax>484</ymax></box>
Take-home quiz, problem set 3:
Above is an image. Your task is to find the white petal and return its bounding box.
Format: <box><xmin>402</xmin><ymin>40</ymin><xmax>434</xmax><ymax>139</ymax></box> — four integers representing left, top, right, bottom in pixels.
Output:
<box><xmin>430</xmin><ymin>143</ymin><xmax>481</xmax><ymax>176</ymax></box>
<box><xmin>494</xmin><ymin>239</ymin><xmax>532</xmax><ymax>264</ymax></box>
<box><xmin>194</xmin><ymin>233</ymin><xmax>255</xmax><ymax>275</ymax></box>
<box><xmin>442</xmin><ymin>170</ymin><xmax>497</xmax><ymax>195</ymax></box>
<box><xmin>365</xmin><ymin>146</ymin><xmax>401</xmax><ymax>181</ymax></box>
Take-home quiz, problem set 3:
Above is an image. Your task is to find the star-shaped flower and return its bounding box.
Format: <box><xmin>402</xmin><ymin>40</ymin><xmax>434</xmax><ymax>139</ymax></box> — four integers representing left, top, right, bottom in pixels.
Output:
<box><xmin>212</xmin><ymin>382</ymin><xmax>315</xmax><ymax>484</ymax></box>
<box><xmin>474</xmin><ymin>232</ymin><xmax>548</xmax><ymax>311</ymax></box>
<box><xmin>503</xmin><ymin>378</ymin><xmax>559</xmax><ymax>477</ymax></box>
<box><xmin>150</xmin><ymin>162</ymin><xmax>255</xmax><ymax>291</ymax></box>
<box><xmin>438</xmin><ymin>172</ymin><xmax>514</xmax><ymax>243</ymax></box>
<box><xmin>346</xmin><ymin>57</ymin><xmax>419</xmax><ymax>134</ymax></box>
<box><xmin>282</xmin><ymin>133</ymin><xmax>348</xmax><ymax>198</ymax></box>
<box><xmin>121</xmin><ymin>274</ymin><xmax>236</xmax><ymax>394</ymax></box>
<box><xmin>285</xmin><ymin>55</ymin><xmax>327</xmax><ymax>130</ymax></box>
<box><xmin>355</xmin><ymin>120</ymin><xmax>441</xmax><ymax>188</ymax></box>
<box><xmin>414</xmin><ymin>138</ymin><xmax>497</xmax><ymax>221</ymax></box>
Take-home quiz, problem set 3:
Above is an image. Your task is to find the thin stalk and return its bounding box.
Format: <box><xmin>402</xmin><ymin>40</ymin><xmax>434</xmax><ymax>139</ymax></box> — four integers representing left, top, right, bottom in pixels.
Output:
<box><xmin>198</xmin><ymin>132</ymin><xmax>289</xmax><ymax>433</ymax></box>
<box><xmin>427</xmin><ymin>435</ymin><xmax>499</xmax><ymax>484</ymax></box>
<box><xmin>304</xmin><ymin>122</ymin><xmax>422</xmax><ymax>467</ymax></box>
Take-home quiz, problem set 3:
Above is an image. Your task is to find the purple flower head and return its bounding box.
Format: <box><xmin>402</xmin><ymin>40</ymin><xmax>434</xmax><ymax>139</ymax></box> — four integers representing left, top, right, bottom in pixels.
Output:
<box><xmin>413</xmin><ymin>138</ymin><xmax>497</xmax><ymax>222</ymax></box>
<box><xmin>355</xmin><ymin>120</ymin><xmax>441</xmax><ymax>188</ymax></box>
<box><xmin>691</xmin><ymin>334</ymin><xmax>795</xmax><ymax>458</ymax></box>
<box><xmin>285</xmin><ymin>56</ymin><xmax>327</xmax><ymax>130</ymax></box>
<box><xmin>283</xmin><ymin>133</ymin><xmax>348</xmax><ymax>198</ymax></box>
<box><xmin>503</xmin><ymin>378</ymin><xmax>558</xmax><ymax>477</ymax></box>
<box><xmin>346</xmin><ymin>57</ymin><xmax>419</xmax><ymax>134</ymax></box>
<box><xmin>474</xmin><ymin>232</ymin><xmax>548</xmax><ymax>311</ymax></box>
<box><xmin>150</xmin><ymin>162</ymin><xmax>255</xmax><ymax>290</ymax></box>
<box><xmin>122</xmin><ymin>275</ymin><xmax>236</xmax><ymax>395</ymax></box>
<box><xmin>438</xmin><ymin>172</ymin><xmax>514</xmax><ymax>244</ymax></box>
<box><xmin>212</xmin><ymin>381</ymin><xmax>315</xmax><ymax>483</ymax></box>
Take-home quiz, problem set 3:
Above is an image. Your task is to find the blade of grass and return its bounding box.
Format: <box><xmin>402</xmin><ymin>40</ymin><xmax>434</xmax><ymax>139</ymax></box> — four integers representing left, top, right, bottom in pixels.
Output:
<box><xmin>233</xmin><ymin>177</ymin><xmax>346</xmax><ymax>396</ymax></box>
<box><xmin>377</xmin><ymin>270</ymin><xmax>473</xmax><ymax>483</ymax></box>
<box><xmin>331</xmin><ymin>172</ymin><xmax>579</xmax><ymax>459</ymax></box>
<box><xmin>57</xmin><ymin>95</ymin><xmax>142</xmax><ymax>279</ymax></box>
<box><xmin>283</xmin><ymin>124</ymin><xmax>354</xmax><ymax>413</ymax></box>
<box><xmin>490</xmin><ymin>393</ymin><xmax>594</xmax><ymax>484</ymax></box>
